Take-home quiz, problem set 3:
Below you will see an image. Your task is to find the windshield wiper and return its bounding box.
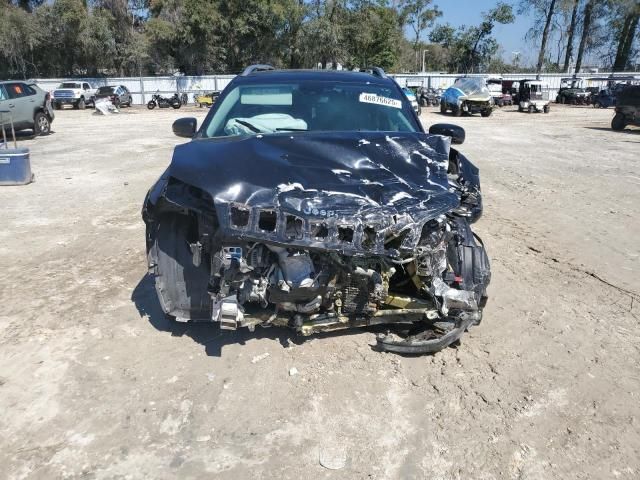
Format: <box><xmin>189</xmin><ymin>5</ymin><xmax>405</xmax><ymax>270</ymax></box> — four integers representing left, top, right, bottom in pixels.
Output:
<box><xmin>235</xmin><ymin>119</ymin><xmax>263</xmax><ymax>133</ymax></box>
<box><xmin>275</xmin><ymin>127</ymin><xmax>308</xmax><ymax>131</ymax></box>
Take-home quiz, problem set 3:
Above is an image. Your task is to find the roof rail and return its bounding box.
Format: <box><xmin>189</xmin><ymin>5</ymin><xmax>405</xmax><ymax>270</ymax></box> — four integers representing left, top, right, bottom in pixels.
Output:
<box><xmin>359</xmin><ymin>67</ymin><xmax>387</xmax><ymax>79</ymax></box>
<box><xmin>241</xmin><ymin>64</ymin><xmax>275</xmax><ymax>76</ymax></box>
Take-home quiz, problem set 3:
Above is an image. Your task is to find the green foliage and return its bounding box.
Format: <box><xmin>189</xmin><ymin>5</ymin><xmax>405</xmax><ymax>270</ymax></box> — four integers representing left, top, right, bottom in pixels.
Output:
<box><xmin>0</xmin><ymin>0</ymin><xmax>636</xmax><ymax>78</ymax></box>
<box><xmin>427</xmin><ymin>3</ymin><xmax>514</xmax><ymax>73</ymax></box>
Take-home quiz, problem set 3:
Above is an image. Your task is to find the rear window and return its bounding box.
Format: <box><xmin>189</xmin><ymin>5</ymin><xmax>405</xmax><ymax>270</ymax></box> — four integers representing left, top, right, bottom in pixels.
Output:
<box><xmin>97</xmin><ymin>87</ymin><xmax>116</xmax><ymax>94</ymax></box>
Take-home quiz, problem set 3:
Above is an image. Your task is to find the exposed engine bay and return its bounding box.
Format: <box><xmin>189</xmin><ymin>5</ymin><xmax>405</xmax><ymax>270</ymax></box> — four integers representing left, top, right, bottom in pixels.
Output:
<box><xmin>143</xmin><ymin>131</ymin><xmax>490</xmax><ymax>353</ymax></box>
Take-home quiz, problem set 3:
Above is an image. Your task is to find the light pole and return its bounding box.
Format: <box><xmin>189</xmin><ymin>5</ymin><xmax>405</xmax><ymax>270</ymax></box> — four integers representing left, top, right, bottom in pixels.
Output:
<box><xmin>422</xmin><ymin>48</ymin><xmax>429</xmax><ymax>73</ymax></box>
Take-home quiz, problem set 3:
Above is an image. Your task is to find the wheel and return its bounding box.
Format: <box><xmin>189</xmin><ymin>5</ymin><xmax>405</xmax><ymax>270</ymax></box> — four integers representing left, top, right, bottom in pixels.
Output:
<box><xmin>453</xmin><ymin>105</ymin><xmax>462</xmax><ymax>117</ymax></box>
<box><xmin>559</xmin><ymin>96</ymin><xmax>565</xmax><ymax>104</ymax></box>
<box><xmin>420</xmin><ymin>98</ymin><xmax>427</xmax><ymax>107</ymax></box>
<box><xmin>440</xmin><ymin>102</ymin><xmax>447</xmax><ymax>114</ymax></box>
<box><xmin>54</xmin><ymin>102</ymin><xmax>61</xmax><ymax>110</ymax></box>
<box><xmin>77</xmin><ymin>97</ymin><xmax>86</xmax><ymax>110</ymax></box>
<box><xmin>518</xmin><ymin>105</ymin><xmax>524</xmax><ymax>112</ymax></box>
<box><xmin>595</xmin><ymin>101</ymin><xmax>602</xmax><ymax>108</ymax></box>
<box><xmin>148</xmin><ymin>215</ymin><xmax>211</xmax><ymax>321</ymax></box>
<box><xmin>199</xmin><ymin>103</ymin><xmax>204</xmax><ymax>108</ymax></box>
<box><xmin>172</xmin><ymin>102</ymin><xmax>181</xmax><ymax>109</ymax></box>
<box><xmin>34</xmin><ymin>112</ymin><xmax>51</xmax><ymax>136</ymax></box>
<box><xmin>528</xmin><ymin>105</ymin><xmax>534</xmax><ymax>113</ymax></box>
<box><xmin>113</xmin><ymin>98</ymin><xmax>121</xmax><ymax>108</ymax></box>
<box><xmin>611</xmin><ymin>113</ymin><xmax>626</xmax><ymax>131</ymax></box>
<box><xmin>147</xmin><ymin>100</ymin><xmax>156</xmax><ymax>110</ymax></box>
<box><xmin>543</xmin><ymin>105</ymin><xmax>550</xmax><ymax>114</ymax></box>
<box><xmin>481</xmin><ymin>109</ymin><xmax>492</xmax><ymax>117</ymax></box>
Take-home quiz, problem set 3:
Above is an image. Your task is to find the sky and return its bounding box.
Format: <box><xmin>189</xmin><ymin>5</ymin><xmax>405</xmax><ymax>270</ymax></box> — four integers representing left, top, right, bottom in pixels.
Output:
<box><xmin>428</xmin><ymin>0</ymin><xmax>537</xmax><ymax>65</ymax></box>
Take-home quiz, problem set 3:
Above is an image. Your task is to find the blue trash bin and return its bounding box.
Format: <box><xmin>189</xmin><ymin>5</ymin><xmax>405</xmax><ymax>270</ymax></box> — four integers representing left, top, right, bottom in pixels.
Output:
<box><xmin>0</xmin><ymin>147</ymin><xmax>33</xmax><ymax>185</ymax></box>
<box><xmin>0</xmin><ymin>110</ymin><xmax>33</xmax><ymax>186</ymax></box>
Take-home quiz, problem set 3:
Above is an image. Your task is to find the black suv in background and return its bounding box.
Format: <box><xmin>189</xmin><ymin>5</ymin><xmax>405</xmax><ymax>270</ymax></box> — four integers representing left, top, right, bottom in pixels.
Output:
<box><xmin>0</xmin><ymin>80</ymin><xmax>55</xmax><ymax>135</ymax></box>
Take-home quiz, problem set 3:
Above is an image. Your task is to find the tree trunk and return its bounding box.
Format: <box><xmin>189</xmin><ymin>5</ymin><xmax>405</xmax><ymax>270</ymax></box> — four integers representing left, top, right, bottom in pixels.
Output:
<box><xmin>613</xmin><ymin>12</ymin><xmax>639</xmax><ymax>71</ymax></box>
<box><xmin>574</xmin><ymin>0</ymin><xmax>595</xmax><ymax>74</ymax></box>
<box><xmin>621</xmin><ymin>15</ymin><xmax>639</xmax><ymax>68</ymax></box>
<box><xmin>536</xmin><ymin>0</ymin><xmax>557</xmax><ymax>73</ymax></box>
<box><xmin>563</xmin><ymin>0</ymin><xmax>580</xmax><ymax>72</ymax></box>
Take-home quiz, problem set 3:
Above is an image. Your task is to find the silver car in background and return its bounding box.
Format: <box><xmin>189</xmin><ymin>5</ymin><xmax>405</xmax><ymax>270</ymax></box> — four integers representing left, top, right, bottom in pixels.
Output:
<box><xmin>0</xmin><ymin>81</ymin><xmax>55</xmax><ymax>135</ymax></box>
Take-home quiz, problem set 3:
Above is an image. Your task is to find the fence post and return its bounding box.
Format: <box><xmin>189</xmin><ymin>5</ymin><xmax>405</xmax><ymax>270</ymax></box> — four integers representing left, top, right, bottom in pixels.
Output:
<box><xmin>139</xmin><ymin>74</ymin><xmax>145</xmax><ymax>105</ymax></box>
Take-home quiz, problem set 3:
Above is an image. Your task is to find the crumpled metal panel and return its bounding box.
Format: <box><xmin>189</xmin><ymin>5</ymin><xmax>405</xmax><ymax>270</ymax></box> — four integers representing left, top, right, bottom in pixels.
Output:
<box><xmin>166</xmin><ymin>131</ymin><xmax>458</xmax><ymax>255</ymax></box>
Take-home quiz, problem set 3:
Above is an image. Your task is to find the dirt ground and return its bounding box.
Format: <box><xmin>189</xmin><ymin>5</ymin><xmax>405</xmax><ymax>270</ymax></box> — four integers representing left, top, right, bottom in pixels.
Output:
<box><xmin>0</xmin><ymin>103</ymin><xmax>639</xmax><ymax>480</ymax></box>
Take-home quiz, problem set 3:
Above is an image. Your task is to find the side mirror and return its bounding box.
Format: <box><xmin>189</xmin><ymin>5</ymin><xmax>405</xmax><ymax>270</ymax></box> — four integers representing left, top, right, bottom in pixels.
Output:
<box><xmin>429</xmin><ymin>123</ymin><xmax>465</xmax><ymax>145</ymax></box>
<box><xmin>172</xmin><ymin>117</ymin><xmax>197</xmax><ymax>138</ymax></box>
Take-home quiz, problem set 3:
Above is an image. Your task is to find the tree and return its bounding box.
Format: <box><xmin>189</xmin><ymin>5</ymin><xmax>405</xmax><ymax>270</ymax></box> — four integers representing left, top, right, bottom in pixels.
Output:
<box><xmin>428</xmin><ymin>3</ymin><xmax>514</xmax><ymax>73</ymax></box>
<box><xmin>399</xmin><ymin>0</ymin><xmax>441</xmax><ymax>71</ymax></box>
<box><xmin>538</xmin><ymin>0</ymin><xmax>557</xmax><ymax>73</ymax></box>
<box><xmin>574</xmin><ymin>0</ymin><xmax>595</xmax><ymax>73</ymax></box>
<box><xmin>463</xmin><ymin>2</ymin><xmax>514</xmax><ymax>72</ymax></box>
<box><xmin>612</xmin><ymin>0</ymin><xmax>640</xmax><ymax>71</ymax></box>
<box><xmin>562</xmin><ymin>0</ymin><xmax>580</xmax><ymax>72</ymax></box>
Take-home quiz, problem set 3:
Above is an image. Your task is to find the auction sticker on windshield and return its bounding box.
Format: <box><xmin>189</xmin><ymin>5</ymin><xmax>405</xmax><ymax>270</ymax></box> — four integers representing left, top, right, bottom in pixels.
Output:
<box><xmin>359</xmin><ymin>92</ymin><xmax>402</xmax><ymax>109</ymax></box>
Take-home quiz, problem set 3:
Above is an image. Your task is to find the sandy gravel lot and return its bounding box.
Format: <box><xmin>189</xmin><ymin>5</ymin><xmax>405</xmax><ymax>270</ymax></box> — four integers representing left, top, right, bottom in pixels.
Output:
<box><xmin>0</xmin><ymin>104</ymin><xmax>639</xmax><ymax>480</ymax></box>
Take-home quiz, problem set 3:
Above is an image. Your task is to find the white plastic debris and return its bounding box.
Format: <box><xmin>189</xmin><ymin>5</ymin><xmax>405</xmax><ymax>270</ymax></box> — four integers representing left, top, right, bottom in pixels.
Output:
<box><xmin>251</xmin><ymin>352</ymin><xmax>270</xmax><ymax>364</ymax></box>
<box><xmin>319</xmin><ymin>447</ymin><xmax>347</xmax><ymax>470</ymax></box>
<box><xmin>289</xmin><ymin>367</ymin><xmax>299</xmax><ymax>376</ymax></box>
<box><xmin>94</xmin><ymin>98</ymin><xmax>119</xmax><ymax>115</ymax></box>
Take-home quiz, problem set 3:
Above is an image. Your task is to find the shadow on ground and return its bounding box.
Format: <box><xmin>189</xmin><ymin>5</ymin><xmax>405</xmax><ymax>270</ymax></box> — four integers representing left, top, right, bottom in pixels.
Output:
<box><xmin>131</xmin><ymin>274</ymin><xmax>376</xmax><ymax>357</ymax></box>
<box><xmin>584</xmin><ymin>126</ymin><xmax>640</xmax><ymax>135</ymax></box>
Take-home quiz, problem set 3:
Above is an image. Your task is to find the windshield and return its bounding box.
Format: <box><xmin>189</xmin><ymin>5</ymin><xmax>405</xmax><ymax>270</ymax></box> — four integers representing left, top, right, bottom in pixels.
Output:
<box><xmin>97</xmin><ymin>86</ymin><xmax>116</xmax><ymax>94</ymax></box>
<box><xmin>453</xmin><ymin>78</ymin><xmax>489</xmax><ymax>95</ymax></box>
<box><xmin>202</xmin><ymin>81</ymin><xmax>418</xmax><ymax>138</ymax></box>
<box><xmin>60</xmin><ymin>83</ymin><xmax>81</xmax><ymax>89</ymax></box>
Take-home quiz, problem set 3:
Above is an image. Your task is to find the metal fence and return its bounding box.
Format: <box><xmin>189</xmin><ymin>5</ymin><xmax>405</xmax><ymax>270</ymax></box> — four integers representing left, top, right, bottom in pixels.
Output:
<box><xmin>31</xmin><ymin>72</ymin><xmax>640</xmax><ymax>106</ymax></box>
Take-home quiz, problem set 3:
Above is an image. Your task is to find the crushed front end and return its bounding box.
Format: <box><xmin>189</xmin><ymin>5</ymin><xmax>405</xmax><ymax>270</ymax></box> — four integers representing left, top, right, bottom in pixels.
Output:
<box><xmin>143</xmin><ymin>131</ymin><xmax>490</xmax><ymax>354</ymax></box>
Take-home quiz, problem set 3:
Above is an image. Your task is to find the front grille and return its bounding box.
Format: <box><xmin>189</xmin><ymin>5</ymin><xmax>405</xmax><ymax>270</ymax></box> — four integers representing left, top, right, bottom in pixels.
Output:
<box><xmin>54</xmin><ymin>90</ymin><xmax>75</xmax><ymax>98</ymax></box>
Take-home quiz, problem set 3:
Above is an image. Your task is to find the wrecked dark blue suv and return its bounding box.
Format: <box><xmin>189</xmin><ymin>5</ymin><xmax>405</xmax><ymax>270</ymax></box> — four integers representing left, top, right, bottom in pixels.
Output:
<box><xmin>142</xmin><ymin>65</ymin><xmax>490</xmax><ymax>354</ymax></box>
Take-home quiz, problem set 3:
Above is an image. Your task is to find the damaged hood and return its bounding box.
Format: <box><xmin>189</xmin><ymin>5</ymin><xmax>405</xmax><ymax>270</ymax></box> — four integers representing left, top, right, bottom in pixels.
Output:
<box><xmin>167</xmin><ymin>131</ymin><xmax>458</xmax><ymax>219</ymax></box>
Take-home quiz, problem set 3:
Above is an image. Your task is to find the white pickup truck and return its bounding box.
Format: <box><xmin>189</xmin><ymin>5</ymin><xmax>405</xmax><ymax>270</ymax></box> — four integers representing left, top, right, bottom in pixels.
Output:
<box><xmin>52</xmin><ymin>81</ymin><xmax>96</xmax><ymax>110</ymax></box>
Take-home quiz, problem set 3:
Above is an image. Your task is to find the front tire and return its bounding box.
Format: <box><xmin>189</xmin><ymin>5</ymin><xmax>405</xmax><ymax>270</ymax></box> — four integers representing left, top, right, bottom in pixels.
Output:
<box><xmin>440</xmin><ymin>102</ymin><xmax>447</xmax><ymax>114</ymax></box>
<box><xmin>528</xmin><ymin>105</ymin><xmax>535</xmax><ymax>113</ymax></box>
<box><xmin>611</xmin><ymin>113</ymin><xmax>626</xmax><ymax>131</ymax></box>
<box><xmin>453</xmin><ymin>105</ymin><xmax>462</xmax><ymax>117</ymax></box>
<box><xmin>148</xmin><ymin>215</ymin><xmax>211</xmax><ymax>321</ymax></box>
<box><xmin>481</xmin><ymin>109</ymin><xmax>492</xmax><ymax>117</ymax></box>
<box><xmin>543</xmin><ymin>105</ymin><xmax>550</xmax><ymax>114</ymax></box>
<box><xmin>34</xmin><ymin>112</ymin><xmax>51</xmax><ymax>136</ymax></box>
<box><xmin>147</xmin><ymin>100</ymin><xmax>156</xmax><ymax>110</ymax></box>
<box><xmin>77</xmin><ymin>97</ymin><xmax>86</xmax><ymax>110</ymax></box>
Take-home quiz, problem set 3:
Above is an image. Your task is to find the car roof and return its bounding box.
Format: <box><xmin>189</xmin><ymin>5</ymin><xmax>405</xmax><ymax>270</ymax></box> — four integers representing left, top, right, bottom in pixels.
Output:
<box><xmin>234</xmin><ymin>69</ymin><xmax>393</xmax><ymax>87</ymax></box>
